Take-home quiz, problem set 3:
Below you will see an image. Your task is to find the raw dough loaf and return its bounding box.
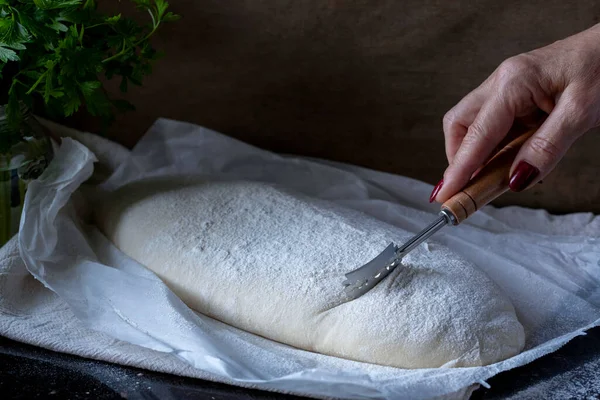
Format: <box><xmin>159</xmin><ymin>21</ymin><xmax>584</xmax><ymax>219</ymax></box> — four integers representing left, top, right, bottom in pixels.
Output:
<box><xmin>95</xmin><ymin>177</ymin><xmax>525</xmax><ymax>369</ymax></box>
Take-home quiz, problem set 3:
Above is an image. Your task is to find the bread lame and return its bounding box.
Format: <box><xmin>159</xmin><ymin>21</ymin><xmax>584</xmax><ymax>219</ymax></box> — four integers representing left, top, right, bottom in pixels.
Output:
<box><xmin>342</xmin><ymin>126</ymin><xmax>537</xmax><ymax>300</ymax></box>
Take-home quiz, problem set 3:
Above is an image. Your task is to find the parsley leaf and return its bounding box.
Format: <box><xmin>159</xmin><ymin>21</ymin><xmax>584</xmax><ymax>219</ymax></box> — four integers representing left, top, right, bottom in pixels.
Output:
<box><xmin>33</xmin><ymin>0</ymin><xmax>83</xmax><ymax>10</ymax></box>
<box><xmin>0</xmin><ymin>45</ymin><xmax>18</xmax><ymax>62</ymax></box>
<box><xmin>0</xmin><ymin>17</ymin><xmax>31</xmax><ymax>49</ymax></box>
<box><xmin>1</xmin><ymin>0</ymin><xmax>179</xmax><ymax>127</ymax></box>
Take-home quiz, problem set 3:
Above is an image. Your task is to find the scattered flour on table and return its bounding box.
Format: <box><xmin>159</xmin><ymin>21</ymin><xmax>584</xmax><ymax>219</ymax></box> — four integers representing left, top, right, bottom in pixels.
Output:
<box><xmin>499</xmin><ymin>354</ymin><xmax>600</xmax><ymax>399</ymax></box>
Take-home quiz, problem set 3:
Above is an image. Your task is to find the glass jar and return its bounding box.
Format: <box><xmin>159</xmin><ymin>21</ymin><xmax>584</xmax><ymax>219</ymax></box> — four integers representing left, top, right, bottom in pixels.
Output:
<box><xmin>0</xmin><ymin>104</ymin><xmax>53</xmax><ymax>246</ymax></box>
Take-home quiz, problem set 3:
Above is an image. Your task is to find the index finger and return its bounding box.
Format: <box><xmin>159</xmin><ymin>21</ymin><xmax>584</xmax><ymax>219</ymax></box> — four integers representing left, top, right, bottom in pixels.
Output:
<box><xmin>434</xmin><ymin>94</ymin><xmax>515</xmax><ymax>202</ymax></box>
<box><xmin>443</xmin><ymin>88</ymin><xmax>487</xmax><ymax>165</ymax></box>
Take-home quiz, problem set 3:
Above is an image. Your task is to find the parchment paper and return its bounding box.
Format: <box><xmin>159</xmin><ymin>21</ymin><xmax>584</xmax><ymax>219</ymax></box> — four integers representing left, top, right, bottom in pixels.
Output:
<box><xmin>8</xmin><ymin>118</ymin><xmax>600</xmax><ymax>399</ymax></box>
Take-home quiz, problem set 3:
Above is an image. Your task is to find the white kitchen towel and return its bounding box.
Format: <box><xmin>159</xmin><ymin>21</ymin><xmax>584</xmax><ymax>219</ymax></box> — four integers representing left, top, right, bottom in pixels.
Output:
<box><xmin>1</xmin><ymin>117</ymin><xmax>599</xmax><ymax>400</ymax></box>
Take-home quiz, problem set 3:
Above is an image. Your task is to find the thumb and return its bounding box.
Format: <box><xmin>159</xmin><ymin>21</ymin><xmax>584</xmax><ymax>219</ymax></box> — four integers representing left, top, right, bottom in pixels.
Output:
<box><xmin>508</xmin><ymin>89</ymin><xmax>587</xmax><ymax>192</ymax></box>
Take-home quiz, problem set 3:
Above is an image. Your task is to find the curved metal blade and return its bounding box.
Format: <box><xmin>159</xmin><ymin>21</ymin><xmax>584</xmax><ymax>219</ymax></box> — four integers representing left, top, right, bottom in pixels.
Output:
<box><xmin>342</xmin><ymin>243</ymin><xmax>400</xmax><ymax>300</ymax></box>
<box><xmin>342</xmin><ymin>211</ymin><xmax>452</xmax><ymax>300</ymax></box>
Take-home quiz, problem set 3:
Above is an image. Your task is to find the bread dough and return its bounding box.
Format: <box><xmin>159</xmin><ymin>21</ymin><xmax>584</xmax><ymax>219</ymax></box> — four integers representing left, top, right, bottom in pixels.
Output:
<box><xmin>95</xmin><ymin>177</ymin><xmax>525</xmax><ymax>369</ymax></box>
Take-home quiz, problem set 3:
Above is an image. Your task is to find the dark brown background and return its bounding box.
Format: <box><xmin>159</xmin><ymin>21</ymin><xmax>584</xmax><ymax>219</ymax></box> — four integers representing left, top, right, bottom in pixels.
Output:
<box><xmin>66</xmin><ymin>0</ymin><xmax>600</xmax><ymax>214</ymax></box>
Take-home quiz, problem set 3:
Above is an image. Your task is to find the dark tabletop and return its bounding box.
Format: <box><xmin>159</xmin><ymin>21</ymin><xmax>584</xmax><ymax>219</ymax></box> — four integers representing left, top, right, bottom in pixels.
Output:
<box><xmin>1</xmin><ymin>328</ymin><xmax>599</xmax><ymax>400</ymax></box>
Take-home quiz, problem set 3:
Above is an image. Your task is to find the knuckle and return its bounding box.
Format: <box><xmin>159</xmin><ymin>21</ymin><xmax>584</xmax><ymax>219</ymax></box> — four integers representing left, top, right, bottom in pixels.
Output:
<box><xmin>528</xmin><ymin>136</ymin><xmax>563</xmax><ymax>160</ymax></box>
<box><xmin>449</xmin><ymin>150</ymin><xmax>480</xmax><ymax>175</ymax></box>
<box><xmin>464</xmin><ymin>121</ymin><xmax>488</xmax><ymax>142</ymax></box>
<box><xmin>443</xmin><ymin>110</ymin><xmax>458</xmax><ymax>132</ymax></box>
<box><xmin>443</xmin><ymin>110</ymin><xmax>455</xmax><ymax>126</ymax></box>
<box><xmin>495</xmin><ymin>55</ymin><xmax>536</xmax><ymax>85</ymax></box>
<box><xmin>562</xmin><ymin>93</ymin><xmax>594</xmax><ymax>127</ymax></box>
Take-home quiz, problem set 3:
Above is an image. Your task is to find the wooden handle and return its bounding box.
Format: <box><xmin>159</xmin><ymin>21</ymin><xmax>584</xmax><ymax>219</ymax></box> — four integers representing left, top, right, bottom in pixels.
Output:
<box><xmin>441</xmin><ymin>127</ymin><xmax>536</xmax><ymax>224</ymax></box>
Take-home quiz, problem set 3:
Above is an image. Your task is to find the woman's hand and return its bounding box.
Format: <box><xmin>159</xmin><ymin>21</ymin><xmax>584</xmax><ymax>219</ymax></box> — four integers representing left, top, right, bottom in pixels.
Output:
<box><xmin>430</xmin><ymin>24</ymin><xmax>600</xmax><ymax>203</ymax></box>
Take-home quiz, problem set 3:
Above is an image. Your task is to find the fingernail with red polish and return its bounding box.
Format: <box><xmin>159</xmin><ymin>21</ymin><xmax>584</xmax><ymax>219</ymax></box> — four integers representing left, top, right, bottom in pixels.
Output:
<box><xmin>509</xmin><ymin>161</ymin><xmax>539</xmax><ymax>192</ymax></box>
<box><xmin>429</xmin><ymin>179</ymin><xmax>444</xmax><ymax>203</ymax></box>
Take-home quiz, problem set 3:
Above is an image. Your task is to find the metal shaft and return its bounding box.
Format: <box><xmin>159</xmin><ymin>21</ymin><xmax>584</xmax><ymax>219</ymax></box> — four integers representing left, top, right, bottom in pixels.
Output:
<box><xmin>342</xmin><ymin>209</ymin><xmax>456</xmax><ymax>300</ymax></box>
<box><xmin>396</xmin><ymin>210</ymin><xmax>454</xmax><ymax>256</ymax></box>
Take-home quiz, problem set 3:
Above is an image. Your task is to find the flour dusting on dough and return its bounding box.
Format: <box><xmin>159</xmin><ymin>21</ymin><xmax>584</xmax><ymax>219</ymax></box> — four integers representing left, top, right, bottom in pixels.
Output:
<box><xmin>95</xmin><ymin>178</ymin><xmax>525</xmax><ymax>369</ymax></box>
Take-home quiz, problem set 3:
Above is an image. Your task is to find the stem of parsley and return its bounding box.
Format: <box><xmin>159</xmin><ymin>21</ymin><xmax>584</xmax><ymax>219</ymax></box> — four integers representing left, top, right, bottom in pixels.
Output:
<box><xmin>25</xmin><ymin>70</ymin><xmax>49</xmax><ymax>95</ymax></box>
<box><xmin>102</xmin><ymin>17</ymin><xmax>162</xmax><ymax>64</ymax></box>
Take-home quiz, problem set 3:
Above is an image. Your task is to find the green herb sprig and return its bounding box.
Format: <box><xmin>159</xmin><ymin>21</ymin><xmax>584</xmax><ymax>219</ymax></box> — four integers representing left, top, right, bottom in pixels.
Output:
<box><xmin>0</xmin><ymin>0</ymin><xmax>179</xmax><ymax>127</ymax></box>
